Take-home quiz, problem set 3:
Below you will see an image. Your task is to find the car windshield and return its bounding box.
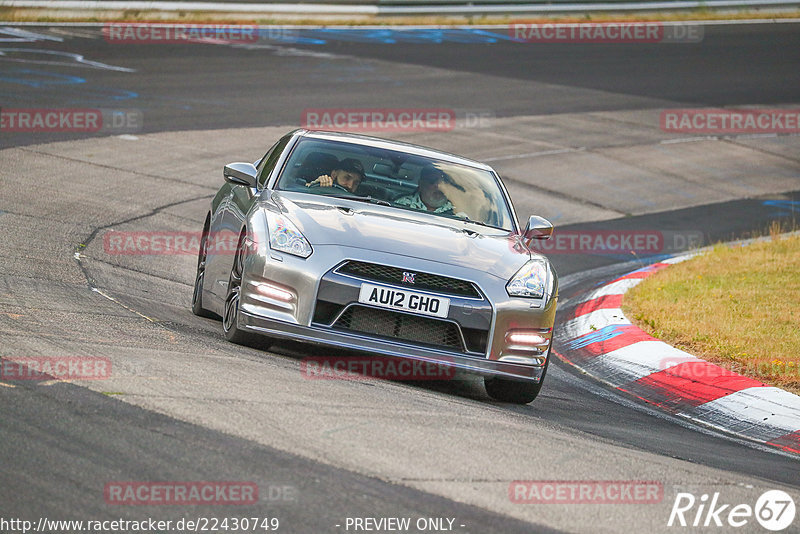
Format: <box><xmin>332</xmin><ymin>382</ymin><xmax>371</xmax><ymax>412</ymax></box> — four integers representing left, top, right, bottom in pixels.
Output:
<box><xmin>274</xmin><ymin>137</ymin><xmax>515</xmax><ymax>231</ymax></box>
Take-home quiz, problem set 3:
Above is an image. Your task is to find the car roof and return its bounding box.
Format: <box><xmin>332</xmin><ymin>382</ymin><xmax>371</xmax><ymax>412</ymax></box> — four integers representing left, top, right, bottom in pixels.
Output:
<box><xmin>298</xmin><ymin>129</ymin><xmax>495</xmax><ymax>171</ymax></box>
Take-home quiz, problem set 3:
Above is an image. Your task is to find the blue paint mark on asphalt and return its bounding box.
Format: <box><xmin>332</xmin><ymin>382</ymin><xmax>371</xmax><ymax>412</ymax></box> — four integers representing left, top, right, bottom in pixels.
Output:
<box><xmin>0</xmin><ymin>68</ymin><xmax>85</xmax><ymax>88</ymax></box>
<box><xmin>63</xmin><ymin>87</ymin><xmax>139</xmax><ymax>106</ymax></box>
<box><xmin>564</xmin><ymin>325</ymin><xmax>628</xmax><ymax>350</ymax></box>
<box><xmin>762</xmin><ymin>200</ymin><xmax>800</xmax><ymax>217</ymax></box>
<box><xmin>257</xmin><ymin>29</ymin><xmax>325</xmax><ymax>45</ymax></box>
<box><xmin>92</xmin><ymin>88</ymin><xmax>139</xmax><ymax>101</ymax></box>
<box><xmin>0</xmin><ymin>68</ymin><xmax>137</xmax><ymax>105</ymax></box>
<box><xmin>260</xmin><ymin>28</ymin><xmax>515</xmax><ymax>45</ymax></box>
<box><xmin>308</xmin><ymin>29</ymin><xmax>399</xmax><ymax>44</ymax></box>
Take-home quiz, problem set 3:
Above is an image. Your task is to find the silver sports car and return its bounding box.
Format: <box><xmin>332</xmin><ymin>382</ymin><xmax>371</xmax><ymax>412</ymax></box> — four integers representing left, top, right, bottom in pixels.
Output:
<box><xmin>192</xmin><ymin>129</ymin><xmax>558</xmax><ymax>403</ymax></box>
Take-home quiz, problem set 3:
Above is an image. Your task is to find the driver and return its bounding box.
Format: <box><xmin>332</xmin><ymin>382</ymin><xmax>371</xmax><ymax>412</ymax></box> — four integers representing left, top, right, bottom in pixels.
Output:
<box><xmin>394</xmin><ymin>165</ymin><xmax>455</xmax><ymax>214</ymax></box>
<box><xmin>305</xmin><ymin>158</ymin><xmax>365</xmax><ymax>194</ymax></box>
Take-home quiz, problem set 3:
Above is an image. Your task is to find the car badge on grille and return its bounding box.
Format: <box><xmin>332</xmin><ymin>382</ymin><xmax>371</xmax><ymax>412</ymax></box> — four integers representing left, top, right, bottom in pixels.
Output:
<box><xmin>402</xmin><ymin>272</ymin><xmax>416</xmax><ymax>284</ymax></box>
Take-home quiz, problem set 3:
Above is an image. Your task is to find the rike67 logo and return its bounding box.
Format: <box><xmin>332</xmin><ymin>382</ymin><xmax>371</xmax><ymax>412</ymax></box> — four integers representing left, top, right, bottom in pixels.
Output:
<box><xmin>668</xmin><ymin>490</ymin><xmax>796</xmax><ymax>531</ymax></box>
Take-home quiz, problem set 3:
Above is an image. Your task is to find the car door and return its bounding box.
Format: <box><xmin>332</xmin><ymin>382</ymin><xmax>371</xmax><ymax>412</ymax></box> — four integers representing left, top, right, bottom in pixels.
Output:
<box><xmin>206</xmin><ymin>134</ymin><xmax>295</xmax><ymax>304</ymax></box>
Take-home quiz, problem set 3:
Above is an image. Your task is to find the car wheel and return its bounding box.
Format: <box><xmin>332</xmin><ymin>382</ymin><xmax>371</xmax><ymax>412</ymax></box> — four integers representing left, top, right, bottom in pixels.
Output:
<box><xmin>484</xmin><ymin>350</ymin><xmax>550</xmax><ymax>404</ymax></box>
<box><xmin>191</xmin><ymin>218</ymin><xmax>216</xmax><ymax>318</ymax></box>
<box><xmin>222</xmin><ymin>231</ymin><xmax>258</xmax><ymax>346</ymax></box>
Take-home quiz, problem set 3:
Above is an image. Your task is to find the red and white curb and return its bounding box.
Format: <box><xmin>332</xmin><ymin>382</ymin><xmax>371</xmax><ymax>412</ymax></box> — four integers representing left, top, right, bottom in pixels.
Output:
<box><xmin>554</xmin><ymin>255</ymin><xmax>800</xmax><ymax>455</ymax></box>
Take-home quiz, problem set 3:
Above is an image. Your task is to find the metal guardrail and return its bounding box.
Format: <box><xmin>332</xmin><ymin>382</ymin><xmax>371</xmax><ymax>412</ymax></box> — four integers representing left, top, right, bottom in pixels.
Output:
<box><xmin>378</xmin><ymin>0</ymin><xmax>727</xmax><ymax>3</ymax></box>
<box><xmin>381</xmin><ymin>0</ymin><xmax>800</xmax><ymax>13</ymax></box>
<box><xmin>17</xmin><ymin>0</ymin><xmax>800</xmax><ymax>4</ymax></box>
<box><xmin>2</xmin><ymin>0</ymin><xmax>799</xmax><ymax>13</ymax></box>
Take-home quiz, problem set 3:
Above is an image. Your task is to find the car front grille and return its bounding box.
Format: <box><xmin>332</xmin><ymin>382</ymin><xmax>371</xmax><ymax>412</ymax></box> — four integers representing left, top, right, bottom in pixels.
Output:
<box><xmin>336</xmin><ymin>260</ymin><xmax>481</xmax><ymax>299</ymax></box>
<box><xmin>332</xmin><ymin>305</ymin><xmax>464</xmax><ymax>351</ymax></box>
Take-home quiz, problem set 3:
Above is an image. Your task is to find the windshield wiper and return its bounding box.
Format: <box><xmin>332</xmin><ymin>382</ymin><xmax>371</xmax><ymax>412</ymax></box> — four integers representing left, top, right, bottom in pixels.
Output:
<box><xmin>457</xmin><ymin>215</ymin><xmax>496</xmax><ymax>229</ymax></box>
<box><xmin>327</xmin><ymin>194</ymin><xmax>392</xmax><ymax>207</ymax></box>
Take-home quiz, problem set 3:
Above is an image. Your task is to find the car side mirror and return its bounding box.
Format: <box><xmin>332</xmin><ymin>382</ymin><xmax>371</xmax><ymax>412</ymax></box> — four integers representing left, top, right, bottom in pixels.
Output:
<box><xmin>523</xmin><ymin>215</ymin><xmax>554</xmax><ymax>241</ymax></box>
<box><xmin>224</xmin><ymin>162</ymin><xmax>258</xmax><ymax>188</ymax></box>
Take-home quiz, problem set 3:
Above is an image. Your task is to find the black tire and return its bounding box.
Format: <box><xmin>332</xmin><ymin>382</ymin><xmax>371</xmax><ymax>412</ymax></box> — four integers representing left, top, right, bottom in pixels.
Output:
<box><xmin>484</xmin><ymin>352</ymin><xmax>550</xmax><ymax>404</ymax></box>
<box><xmin>191</xmin><ymin>217</ymin><xmax>217</xmax><ymax>319</ymax></box>
<box><xmin>222</xmin><ymin>231</ymin><xmax>258</xmax><ymax>346</ymax></box>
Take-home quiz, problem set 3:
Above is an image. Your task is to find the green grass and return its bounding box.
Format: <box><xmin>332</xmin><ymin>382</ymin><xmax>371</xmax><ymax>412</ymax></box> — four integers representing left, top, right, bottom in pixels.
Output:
<box><xmin>622</xmin><ymin>232</ymin><xmax>800</xmax><ymax>394</ymax></box>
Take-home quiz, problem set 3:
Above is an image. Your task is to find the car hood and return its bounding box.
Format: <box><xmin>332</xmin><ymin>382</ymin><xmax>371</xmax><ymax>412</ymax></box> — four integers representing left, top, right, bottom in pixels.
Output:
<box><xmin>265</xmin><ymin>192</ymin><xmax>538</xmax><ymax>280</ymax></box>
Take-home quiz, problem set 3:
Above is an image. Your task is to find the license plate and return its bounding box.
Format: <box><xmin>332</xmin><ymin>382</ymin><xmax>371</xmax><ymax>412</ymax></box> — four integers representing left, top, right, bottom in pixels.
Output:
<box><xmin>358</xmin><ymin>283</ymin><xmax>450</xmax><ymax>319</ymax></box>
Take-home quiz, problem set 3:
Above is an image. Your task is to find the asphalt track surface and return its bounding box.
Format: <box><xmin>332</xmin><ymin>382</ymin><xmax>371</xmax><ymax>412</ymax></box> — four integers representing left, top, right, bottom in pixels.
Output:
<box><xmin>1</xmin><ymin>22</ymin><xmax>800</xmax><ymax>534</ymax></box>
<box><xmin>3</xmin><ymin>22</ymin><xmax>800</xmax><ymax>146</ymax></box>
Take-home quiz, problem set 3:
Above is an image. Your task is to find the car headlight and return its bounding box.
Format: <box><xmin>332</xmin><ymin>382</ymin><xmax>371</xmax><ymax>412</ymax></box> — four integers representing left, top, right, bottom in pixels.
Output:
<box><xmin>266</xmin><ymin>212</ymin><xmax>312</xmax><ymax>258</ymax></box>
<box><xmin>507</xmin><ymin>260</ymin><xmax>548</xmax><ymax>299</ymax></box>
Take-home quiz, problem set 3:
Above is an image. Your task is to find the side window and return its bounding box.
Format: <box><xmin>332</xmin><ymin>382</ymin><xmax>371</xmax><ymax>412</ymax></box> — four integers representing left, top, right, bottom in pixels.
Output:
<box><xmin>257</xmin><ymin>134</ymin><xmax>292</xmax><ymax>188</ymax></box>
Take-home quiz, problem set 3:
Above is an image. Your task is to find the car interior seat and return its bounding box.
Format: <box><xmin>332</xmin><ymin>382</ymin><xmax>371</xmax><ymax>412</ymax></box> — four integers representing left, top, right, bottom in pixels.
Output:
<box><xmin>295</xmin><ymin>152</ymin><xmax>339</xmax><ymax>184</ymax></box>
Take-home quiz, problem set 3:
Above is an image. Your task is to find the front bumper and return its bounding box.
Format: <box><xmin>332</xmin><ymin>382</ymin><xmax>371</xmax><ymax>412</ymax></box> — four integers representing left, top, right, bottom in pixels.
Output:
<box><xmin>236</xmin><ymin>240</ymin><xmax>557</xmax><ymax>382</ymax></box>
<box><xmin>239</xmin><ymin>310</ymin><xmax>547</xmax><ymax>382</ymax></box>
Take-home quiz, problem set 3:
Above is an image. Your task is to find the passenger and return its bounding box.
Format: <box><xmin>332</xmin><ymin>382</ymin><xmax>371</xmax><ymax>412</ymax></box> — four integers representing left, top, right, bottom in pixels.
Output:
<box><xmin>394</xmin><ymin>165</ymin><xmax>455</xmax><ymax>214</ymax></box>
<box><xmin>305</xmin><ymin>158</ymin><xmax>365</xmax><ymax>194</ymax></box>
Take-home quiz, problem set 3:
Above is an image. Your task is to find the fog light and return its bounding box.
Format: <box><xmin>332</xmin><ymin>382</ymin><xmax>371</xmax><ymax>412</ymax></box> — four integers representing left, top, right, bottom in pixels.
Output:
<box><xmin>253</xmin><ymin>281</ymin><xmax>294</xmax><ymax>302</ymax></box>
<box><xmin>507</xmin><ymin>332</ymin><xmax>547</xmax><ymax>345</ymax></box>
<box><xmin>503</xmin><ymin>329</ymin><xmax>552</xmax><ymax>355</ymax></box>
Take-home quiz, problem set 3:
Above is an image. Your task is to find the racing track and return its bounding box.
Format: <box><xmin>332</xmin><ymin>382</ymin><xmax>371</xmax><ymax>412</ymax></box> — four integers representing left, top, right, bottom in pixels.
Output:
<box><xmin>1</xmin><ymin>22</ymin><xmax>800</xmax><ymax>533</ymax></box>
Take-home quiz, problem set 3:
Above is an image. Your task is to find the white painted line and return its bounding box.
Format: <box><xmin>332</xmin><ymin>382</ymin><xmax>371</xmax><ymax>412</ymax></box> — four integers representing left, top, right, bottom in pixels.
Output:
<box><xmin>482</xmin><ymin>147</ymin><xmax>582</xmax><ymax>163</ymax></box>
<box><xmin>90</xmin><ymin>287</ymin><xmax>157</xmax><ymax>322</ymax></box>
<box><xmin>661</xmin><ymin>132</ymin><xmax>798</xmax><ymax>144</ymax></box>
<box><xmin>0</xmin><ymin>47</ymin><xmax>135</xmax><ymax>72</ymax></box>
<box><xmin>0</xmin><ymin>25</ymin><xmax>63</xmax><ymax>41</ymax></box>
<box><xmin>660</xmin><ymin>136</ymin><xmax>720</xmax><ymax>144</ymax></box>
<box><xmin>733</xmin><ymin>133</ymin><xmax>780</xmax><ymax>139</ymax></box>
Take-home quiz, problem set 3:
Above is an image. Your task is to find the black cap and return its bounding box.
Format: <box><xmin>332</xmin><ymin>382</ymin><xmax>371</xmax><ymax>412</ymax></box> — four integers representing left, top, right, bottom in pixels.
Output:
<box><xmin>337</xmin><ymin>158</ymin><xmax>365</xmax><ymax>179</ymax></box>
